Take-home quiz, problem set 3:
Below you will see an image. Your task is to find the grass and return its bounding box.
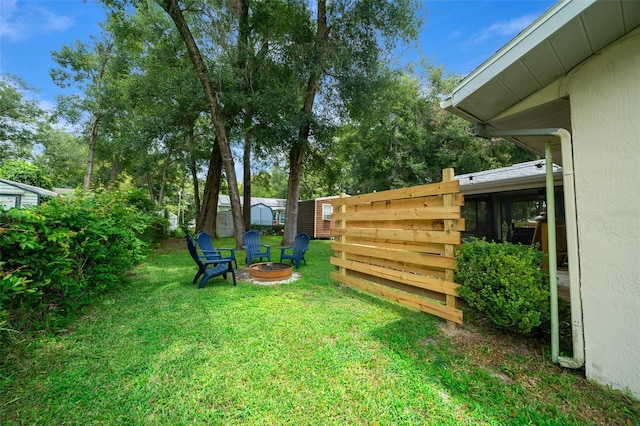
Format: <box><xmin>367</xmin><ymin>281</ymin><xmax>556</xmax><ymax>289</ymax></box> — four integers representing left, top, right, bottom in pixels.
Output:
<box><xmin>1</xmin><ymin>236</ymin><xmax>639</xmax><ymax>425</ymax></box>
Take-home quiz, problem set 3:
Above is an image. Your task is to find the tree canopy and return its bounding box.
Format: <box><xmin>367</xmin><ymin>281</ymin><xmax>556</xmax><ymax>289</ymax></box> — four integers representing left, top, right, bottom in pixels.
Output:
<box><xmin>4</xmin><ymin>0</ymin><xmax>535</xmax><ymax>242</ymax></box>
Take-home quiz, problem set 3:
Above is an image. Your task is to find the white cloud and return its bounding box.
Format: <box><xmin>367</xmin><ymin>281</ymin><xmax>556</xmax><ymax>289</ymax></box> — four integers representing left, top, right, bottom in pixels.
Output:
<box><xmin>469</xmin><ymin>13</ymin><xmax>538</xmax><ymax>45</ymax></box>
<box><xmin>0</xmin><ymin>0</ymin><xmax>74</xmax><ymax>42</ymax></box>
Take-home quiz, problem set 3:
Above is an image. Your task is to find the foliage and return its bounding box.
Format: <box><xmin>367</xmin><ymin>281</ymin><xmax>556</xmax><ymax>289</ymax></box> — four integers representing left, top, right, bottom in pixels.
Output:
<box><xmin>337</xmin><ymin>67</ymin><xmax>535</xmax><ymax>193</ymax></box>
<box><xmin>0</xmin><ymin>75</ymin><xmax>49</xmax><ymax>161</ymax></box>
<box><xmin>249</xmin><ymin>224</ymin><xmax>285</xmax><ymax>236</ymax></box>
<box><xmin>455</xmin><ymin>239</ymin><xmax>550</xmax><ymax>334</ymax></box>
<box><xmin>0</xmin><ymin>160</ymin><xmax>54</xmax><ymax>190</ymax></box>
<box><xmin>0</xmin><ymin>189</ymin><xmax>149</xmax><ymax>336</ymax></box>
<box><xmin>34</xmin><ymin>129</ymin><xmax>87</xmax><ymax>188</ymax></box>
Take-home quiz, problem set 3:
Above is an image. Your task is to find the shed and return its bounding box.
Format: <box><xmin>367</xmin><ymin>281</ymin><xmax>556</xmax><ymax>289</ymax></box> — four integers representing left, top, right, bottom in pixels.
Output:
<box><xmin>0</xmin><ymin>179</ymin><xmax>57</xmax><ymax>209</ymax></box>
<box><xmin>442</xmin><ymin>0</ymin><xmax>640</xmax><ymax>397</ymax></box>
<box><xmin>250</xmin><ymin>203</ymin><xmax>274</xmax><ymax>226</ymax></box>
<box><xmin>217</xmin><ymin>195</ymin><xmax>286</xmax><ymax>224</ymax></box>
<box><xmin>297</xmin><ymin>196</ymin><xmax>338</xmax><ymax>239</ymax></box>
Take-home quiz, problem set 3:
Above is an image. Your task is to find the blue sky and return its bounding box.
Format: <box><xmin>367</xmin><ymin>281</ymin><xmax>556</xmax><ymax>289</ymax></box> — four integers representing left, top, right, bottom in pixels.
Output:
<box><xmin>1</xmin><ymin>0</ymin><xmax>557</xmax><ymax>108</ymax></box>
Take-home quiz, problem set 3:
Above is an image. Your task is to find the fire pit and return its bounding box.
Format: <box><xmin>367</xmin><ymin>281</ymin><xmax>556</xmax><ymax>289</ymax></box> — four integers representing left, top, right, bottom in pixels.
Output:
<box><xmin>249</xmin><ymin>262</ymin><xmax>293</xmax><ymax>282</ymax></box>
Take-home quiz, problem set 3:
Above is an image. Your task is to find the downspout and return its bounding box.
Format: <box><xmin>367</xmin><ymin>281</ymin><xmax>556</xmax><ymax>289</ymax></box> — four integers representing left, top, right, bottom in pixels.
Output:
<box><xmin>476</xmin><ymin>126</ymin><xmax>585</xmax><ymax>369</ymax></box>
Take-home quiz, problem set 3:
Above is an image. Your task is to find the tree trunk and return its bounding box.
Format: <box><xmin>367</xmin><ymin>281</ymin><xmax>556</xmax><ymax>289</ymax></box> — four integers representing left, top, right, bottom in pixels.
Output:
<box><xmin>197</xmin><ymin>140</ymin><xmax>222</xmax><ymax>236</ymax></box>
<box><xmin>82</xmin><ymin>42</ymin><xmax>112</xmax><ymax>192</ymax></box>
<box><xmin>83</xmin><ymin>115</ymin><xmax>100</xmax><ymax>191</ymax></box>
<box><xmin>282</xmin><ymin>0</ymin><xmax>328</xmax><ymax>246</ymax></box>
<box><xmin>243</xmin><ymin>110</ymin><xmax>252</xmax><ymax>231</ymax></box>
<box><xmin>157</xmin><ymin>144</ymin><xmax>172</xmax><ymax>207</ymax></box>
<box><xmin>108</xmin><ymin>153</ymin><xmax>119</xmax><ymax>187</ymax></box>
<box><xmin>239</xmin><ymin>0</ymin><xmax>252</xmax><ymax>232</ymax></box>
<box><xmin>146</xmin><ymin>174</ymin><xmax>156</xmax><ymax>205</ymax></box>
<box><xmin>160</xmin><ymin>0</ymin><xmax>245</xmax><ymax>249</ymax></box>
<box><xmin>187</xmin><ymin>128</ymin><xmax>201</xmax><ymax>221</ymax></box>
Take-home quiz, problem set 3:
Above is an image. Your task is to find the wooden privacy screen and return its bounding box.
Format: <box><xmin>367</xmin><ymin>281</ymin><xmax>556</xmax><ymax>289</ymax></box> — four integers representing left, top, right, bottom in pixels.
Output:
<box><xmin>329</xmin><ymin>169</ymin><xmax>464</xmax><ymax>326</ymax></box>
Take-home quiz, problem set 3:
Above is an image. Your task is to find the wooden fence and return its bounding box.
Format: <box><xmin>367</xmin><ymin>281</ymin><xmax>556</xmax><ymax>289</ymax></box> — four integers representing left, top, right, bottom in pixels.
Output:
<box><xmin>329</xmin><ymin>169</ymin><xmax>464</xmax><ymax>327</ymax></box>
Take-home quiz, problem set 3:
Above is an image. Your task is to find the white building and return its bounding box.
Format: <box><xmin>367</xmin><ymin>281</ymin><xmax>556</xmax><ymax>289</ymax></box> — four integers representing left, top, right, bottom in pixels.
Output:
<box><xmin>442</xmin><ymin>0</ymin><xmax>640</xmax><ymax>397</ymax></box>
<box><xmin>0</xmin><ymin>179</ymin><xmax>57</xmax><ymax>209</ymax></box>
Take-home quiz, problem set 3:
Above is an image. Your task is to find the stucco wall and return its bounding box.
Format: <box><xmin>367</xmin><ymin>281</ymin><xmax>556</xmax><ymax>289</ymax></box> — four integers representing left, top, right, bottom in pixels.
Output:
<box><xmin>567</xmin><ymin>29</ymin><xmax>640</xmax><ymax>397</ymax></box>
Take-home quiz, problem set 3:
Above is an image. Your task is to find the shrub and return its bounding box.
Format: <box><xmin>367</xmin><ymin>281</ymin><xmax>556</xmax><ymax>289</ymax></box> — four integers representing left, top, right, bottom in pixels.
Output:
<box><xmin>0</xmin><ymin>189</ymin><xmax>148</xmax><ymax>335</ymax></box>
<box><xmin>0</xmin><ymin>160</ymin><xmax>54</xmax><ymax>190</ymax></box>
<box><xmin>250</xmin><ymin>224</ymin><xmax>284</xmax><ymax>235</ymax></box>
<box><xmin>455</xmin><ymin>239</ymin><xmax>550</xmax><ymax>334</ymax></box>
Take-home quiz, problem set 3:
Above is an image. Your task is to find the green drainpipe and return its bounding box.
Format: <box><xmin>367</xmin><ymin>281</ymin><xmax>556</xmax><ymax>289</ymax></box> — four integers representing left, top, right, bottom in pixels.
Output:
<box><xmin>474</xmin><ymin>126</ymin><xmax>585</xmax><ymax>368</ymax></box>
<box><xmin>545</xmin><ymin>141</ymin><xmax>559</xmax><ymax>363</ymax></box>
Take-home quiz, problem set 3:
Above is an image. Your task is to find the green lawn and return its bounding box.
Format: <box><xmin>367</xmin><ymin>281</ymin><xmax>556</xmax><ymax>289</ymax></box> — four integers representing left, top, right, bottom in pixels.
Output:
<box><xmin>1</xmin><ymin>236</ymin><xmax>638</xmax><ymax>425</ymax></box>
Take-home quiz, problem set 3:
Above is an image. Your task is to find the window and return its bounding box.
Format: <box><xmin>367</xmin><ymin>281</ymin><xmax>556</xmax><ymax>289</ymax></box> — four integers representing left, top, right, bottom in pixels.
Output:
<box><xmin>322</xmin><ymin>204</ymin><xmax>332</xmax><ymax>221</ymax></box>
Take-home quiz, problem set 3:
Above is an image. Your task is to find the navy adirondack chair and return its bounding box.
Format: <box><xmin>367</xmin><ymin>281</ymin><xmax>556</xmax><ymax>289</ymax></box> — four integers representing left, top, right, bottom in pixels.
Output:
<box><xmin>187</xmin><ymin>235</ymin><xmax>236</xmax><ymax>288</ymax></box>
<box><xmin>280</xmin><ymin>233</ymin><xmax>310</xmax><ymax>269</ymax></box>
<box><xmin>197</xmin><ymin>231</ymin><xmax>238</xmax><ymax>268</ymax></box>
<box><xmin>243</xmin><ymin>230</ymin><xmax>271</xmax><ymax>266</ymax></box>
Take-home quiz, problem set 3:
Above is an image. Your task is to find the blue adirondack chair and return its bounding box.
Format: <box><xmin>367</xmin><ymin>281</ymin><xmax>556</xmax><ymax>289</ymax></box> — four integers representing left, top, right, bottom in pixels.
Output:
<box><xmin>187</xmin><ymin>235</ymin><xmax>236</xmax><ymax>288</ymax></box>
<box><xmin>197</xmin><ymin>231</ymin><xmax>237</xmax><ymax>268</ymax></box>
<box><xmin>280</xmin><ymin>233</ymin><xmax>310</xmax><ymax>269</ymax></box>
<box><xmin>243</xmin><ymin>230</ymin><xmax>271</xmax><ymax>266</ymax></box>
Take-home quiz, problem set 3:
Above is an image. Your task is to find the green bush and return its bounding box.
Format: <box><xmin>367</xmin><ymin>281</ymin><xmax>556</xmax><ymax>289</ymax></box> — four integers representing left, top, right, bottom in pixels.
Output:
<box><xmin>0</xmin><ymin>189</ymin><xmax>148</xmax><ymax>335</ymax></box>
<box><xmin>250</xmin><ymin>224</ymin><xmax>284</xmax><ymax>235</ymax></box>
<box><xmin>455</xmin><ymin>239</ymin><xmax>550</xmax><ymax>334</ymax></box>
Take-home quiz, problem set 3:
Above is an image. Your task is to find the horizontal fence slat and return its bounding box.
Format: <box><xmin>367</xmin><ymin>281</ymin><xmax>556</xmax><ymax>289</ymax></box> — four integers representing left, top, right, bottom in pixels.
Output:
<box><xmin>330</xmin><ymin>257</ymin><xmax>460</xmax><ymax>296</ymax></box>
<box><xmin>330</xmin><ymin>272</ymin><xmax>463</xmax><ymax>324</ymax></box>
<box><xmin>337</xmin><ymin>218</ymin><xmax>465</xmax><ymax>232</ymax></box>
<box><xmin>332</xmin><ymin>180</ymin><xmax>460</xmax><ymax>207</ymax></box>
<box><xmin>339</xmin><ymin>237</ymin><xmax>446</xmax><ymax>255</ymax></box>
<box><xmin>346</xmin><ymin>253</ymin><xmax>446</xmax><ymax>279</ymax></box>
<box><xmin>332</xmin><ymin>206</ymin><xmax>461</xmax><ymax>222</ymax></box>
<box><xmin>344</xmin><ymin>194</ymin><xmax>464</xmax><ymax>211</ymax></box>
<box><xmin>331</xmin><ymin>227</ymin><xmax>461</xmax><ymax>245</ymax></box>
<box><xmin>331</xmin><ymin>242</ymin><xmax>457</xmax><ymax>270</ymax></box>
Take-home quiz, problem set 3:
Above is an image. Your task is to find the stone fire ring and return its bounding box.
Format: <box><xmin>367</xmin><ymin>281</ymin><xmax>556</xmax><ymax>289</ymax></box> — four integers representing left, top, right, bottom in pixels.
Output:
<box><xmin>249</xmin><ymin>262</ymin><xmax>293</xmax><ymax>282</ymax></box>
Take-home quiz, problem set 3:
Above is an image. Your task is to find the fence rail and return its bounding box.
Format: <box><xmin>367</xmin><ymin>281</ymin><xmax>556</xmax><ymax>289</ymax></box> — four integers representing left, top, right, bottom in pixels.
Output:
<box><xmin>330</xmin><ymin>169</ymin><xmax>464</xmax><ymax>326</ymax></box>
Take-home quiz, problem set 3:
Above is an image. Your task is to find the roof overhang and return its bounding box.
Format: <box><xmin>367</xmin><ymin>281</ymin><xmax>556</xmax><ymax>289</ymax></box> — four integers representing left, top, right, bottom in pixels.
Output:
<box><xmin>457</xmin><ymin>160</ymin><xmax>563</xmax><ymax>196</ymax></box>
<box><xmin>441</xmin><ymin>0</ymin><xmax>640</xmax><ymax>163</ymax></box>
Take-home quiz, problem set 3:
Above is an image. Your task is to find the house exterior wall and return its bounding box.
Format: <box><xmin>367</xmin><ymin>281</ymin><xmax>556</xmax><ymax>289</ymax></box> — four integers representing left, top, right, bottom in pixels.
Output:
<box><xmin>0</xmin><ymin>181</ymin><xmax>39</xmax><ymax>208</ymax></box>
<box><xmin>315</xmin><ymin>202</ymin><xmax>333</xmax><ymax>239</ymax></box>
<box><xmin>567</xmin><ymin>29</ymin><xmax>640</xmax><ymax>397</ymax></box>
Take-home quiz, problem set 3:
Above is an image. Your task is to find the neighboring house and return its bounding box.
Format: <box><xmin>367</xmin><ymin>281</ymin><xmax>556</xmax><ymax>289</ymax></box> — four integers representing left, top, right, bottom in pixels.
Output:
<box><xmin>215</xmin><ymin>195</ymin><xmax>287</xmax><ymax>237</ymax></box>
<box><xmin>297</xmin><ymin>196</ymin><xmax>339</xmax><ymax>239</ymax></box>
<box><xmin>442</xmin><ymin>0</ymin><xmax>639</xmax><ymax>397</ymax></box>
<box><xmin>217</xmin><ymin>195</ymin><xmax>286</xmax><ymax>224</ymax></box>
<box><xmin>0</xmin><ymin>179</ymin><xmax>57</xmax><ymax>209</ymax></box>
<box><xmin>457</xmin><ymin>160</ymin><xmax>563</xmax><ymax>242</ymax></box>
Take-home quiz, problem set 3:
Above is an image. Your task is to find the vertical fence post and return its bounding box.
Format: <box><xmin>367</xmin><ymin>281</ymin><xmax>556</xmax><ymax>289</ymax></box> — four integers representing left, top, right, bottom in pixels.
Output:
<box><xmin>442</xmin><ymin>168</ymin><xmax>457</xmax><ymax>329</ymax></box>
<box><xmin>339</xmin><ymin>192</ymin><xmax>348</xmax><ymax>278</ymax></box>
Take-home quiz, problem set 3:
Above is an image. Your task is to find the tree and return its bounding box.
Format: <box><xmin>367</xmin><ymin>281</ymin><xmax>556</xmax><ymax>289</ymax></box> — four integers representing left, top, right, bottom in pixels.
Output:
<box><xmin>0</xmin><ymin>76</ymin><xmax>49</xmax><ymax>161</ymax></box>
<box><xmin>337</xmin><ymin>66</ymin><xmax>535</xmax><ymax>193</ymax></box>
<box><xmin>247</xmin><ymin>0</ymin><xmax>422</xmax><ymax>245</ymax></box>
<box><xmin>157</xmin><ymin>0</ymin><xmax>245</xmax><ymax>248</ymax></box>
<box><xmin>51</xmin><ymin>30</ymin><xmax>119</xmax><ymax>191</ymax></box>
<box><xmin>35</xmin><ymin>129</ymin><xmax>87</xmax><ymax>188</ymax></box>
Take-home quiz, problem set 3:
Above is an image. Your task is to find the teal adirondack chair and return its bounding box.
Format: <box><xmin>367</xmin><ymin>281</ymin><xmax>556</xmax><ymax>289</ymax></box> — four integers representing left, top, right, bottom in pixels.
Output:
<box><xmin>280</xmin><ymin>233</ymin><xmax>310</xmax><ymax>269</ymax></box>
<box><xmin>187</xmin><ymin>235</ymin><xmax>236</xmax><ymax>288</ymax></box>
<box><xmin>196</xmin><ymin>231</ymin><xmax>237</xmax><ymax>268</ymax></box>
<box><xmin>243</xmin><ymin>230</ymin><xmax>271</xmax><ymax>266</ymax></box>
